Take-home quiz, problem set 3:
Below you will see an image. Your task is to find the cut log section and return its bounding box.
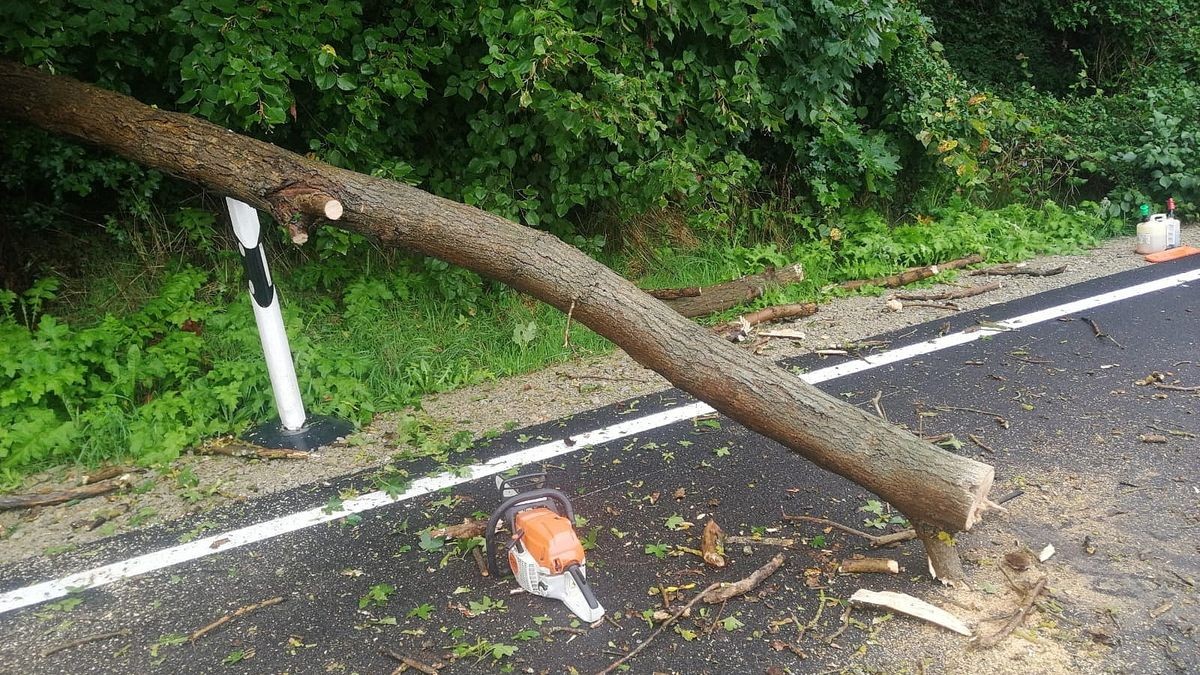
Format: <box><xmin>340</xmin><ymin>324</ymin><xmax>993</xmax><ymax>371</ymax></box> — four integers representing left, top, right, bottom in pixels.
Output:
<box><xmin>649</xmin><ymin>264</ymin><xmax>805</xmax><ymax>317</ymax></box>
<box><xmin>0</xmin><ymin>63</ymin><xmax>997</xmax><ymax>574</ymax></box>
<box><xmin>839</xmin><ymin>557</ymin><xmax>900</xmax><ymax>574</ymax></box>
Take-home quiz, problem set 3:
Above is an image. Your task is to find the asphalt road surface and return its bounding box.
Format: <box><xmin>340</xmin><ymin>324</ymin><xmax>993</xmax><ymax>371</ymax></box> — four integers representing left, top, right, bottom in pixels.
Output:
<box><xmin>2</xmin><ymin>256</ymin><xmax>1198</xmax><ymax>674</ymax></box>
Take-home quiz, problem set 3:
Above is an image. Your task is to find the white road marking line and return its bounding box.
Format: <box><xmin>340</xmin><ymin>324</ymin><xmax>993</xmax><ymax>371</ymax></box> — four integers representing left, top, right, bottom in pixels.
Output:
<box><xmin>2</xmin><ymin>267</ymin><xmax>1197</xmax><ymax>614</ymax></box>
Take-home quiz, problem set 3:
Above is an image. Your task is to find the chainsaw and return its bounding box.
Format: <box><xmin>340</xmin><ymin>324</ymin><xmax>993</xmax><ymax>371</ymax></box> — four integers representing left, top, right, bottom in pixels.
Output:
<box><xmin>485</xmin><ymin>473</ymin><xmax>605</xmax><ymax>623</ymax></box>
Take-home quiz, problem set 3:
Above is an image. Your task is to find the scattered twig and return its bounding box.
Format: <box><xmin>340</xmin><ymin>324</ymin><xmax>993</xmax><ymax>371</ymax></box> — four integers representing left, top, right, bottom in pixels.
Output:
<box><xmin>41</xmin><ymin>628</ymin><xmax>132</xmax><ymax>657</ymax></box>
<box><xmin>871</xmin><ymin>390</ymin><xmax>887</xmax><ymax>422</ymax></box>
<box><xmin>547</xmin><ymin>626</ymin><xmax>589</xmax><ymax>636</ymax></box>
<box><xmin>190</xmin><ymin>596</ymin><xmax>284</xmax><ymax>642</ymax></box>
<box><xmin>798</xmin><ymin>590</ymin><xmax>828</xmax><ymax>640</ymax></box>
<box><xmin>971</xmin><ymin>264</ymin><xmax>1066</xmax><ymax>277</ymax></box>
<box><xmin>968</xmin><ymin>434</ymin><xmax>995</xmax><ymax>453</ymax></box>
<box><xmin>922</xmin><ymin>433</ymin><xmax>954</xmax><ymax>444</ymax></box>
<box><xmin>973</xmin><ymin>577</ymin><xmax>1047</xmax><ymax>648</ymax></box>
<box><xmin>596</xmin><ymin>555</ymin><xmax>784</xmax><ymax>675</ymax></box>
<box><xmin>894</xmin><ymin>282</ymin><xmax>1001</xmax><ymax>302</ymax></box>
<box><xmin>726</xmin><ymin>535</ymin><xmax>795</xmax><ymax>547</ymax></box>
<box><xmin>197</xmin><ymin>443</ymin><xmax>311</xmax><ymax>460</ymax></box>
<box><xmin>781</xmin><ymin>513</ymin><xmax>893</xmax><ymax>546</ymax></box>
<box><xmin>1153</xmin><ymin>382</ymin><xmax>1200</xmax><ymax>392</ymax></box>
<box><xmin>701</xmin><ymin>553</ymin><xmax>786</xmax><ymax>603</ymax></box>
<box><xmin>381</xmin><ymin>648</ymin><xmax>439</xmax><ymax>675</ymax></box>
<box><xmin>471</xmin><ymin>547</ymin><xmax>489</xmax><ymax>577</ymax></box>
<box><xmin>825</xmin><ymin>604</ymin><xmax>853</xmax><ymax>644</ymax></box>
<box><xmin>1008</xmin><ymin>353</ymin><xmax>1052</xmax><ymax>365</ymax></box>
<box><xmin>1147</xmin><ymin>424</ymin><xmax>1196</xmax><ymax>439</ymax></box>
<box><xmin>563</xmin><ymin>300</ymin><xmax>575</xmax><ymax>348</ymax></box>
<box><xmin>1081</xmin><ymin>316</ymin><xmax>1123</xmax><ymax>349</ymax></box>
<box><xmin>900</xmin><ymin>301</ymin><xmax>960</xmax><ymax>311</ymax></box>
<box><xmin>934</xmin><ymin>405</ymin><xmax>1010</xmax><ymax>427</ymax></box>
<box><xmin>0</xmin><ymin>474</ymin><xmax>136</xmax><ymax>511</ymax></box>
<box><xmin>851</xmin><ymin>589</ymin><xmax>972</xmax><ymax>636</ymax></box>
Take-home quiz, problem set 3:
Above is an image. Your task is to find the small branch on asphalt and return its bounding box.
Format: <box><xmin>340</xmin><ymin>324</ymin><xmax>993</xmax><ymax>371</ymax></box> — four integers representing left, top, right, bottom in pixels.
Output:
<box><xmin>1153</xmin><ymin>382</ymin><xmax>1200</xmax><ymax>392</ymax></box>
<box><xmin>596</xmin><ymin>554</ymin><xmax>784</xmax><ymax>675</ymax></box>
<box><xmin>381</xmin><ymin>648</ymin><xmax>440</xmax><ymax>675</ymax></box>
<box><xmin>1081</xmin><ymin>316</ymin><xmax>1123</xmax><ymax>349</ymax></box>
<box><xmin>934</xmin><ymin>405</ymin><xmax>1010</xmax><ymax>428</ymax></box>
<box><xmin>825</xmin><ymin>603</ymin><xmax>854</xmax><ymax>644</ymax></box>
<box><xmin>190</xmin><ymin>596</ymin><xmax>284</xmax><ymax>642</ymax></box>
<box><xmin>471</xmin><ymin>547</ymin><xmax>489</xmax><ymax>577</ymax></box>
<box><xmin>968</xmin><ymin>434</ymin><xmax>995</xmax><ymax>453</ymax></box>
<box><xmin>41</xmin><ymin>629</ymin><xmax>132</xmax><ymax>657</ymax></box>
<box><xmin>871</xmin><ymin>390</ymin><xmax>888</xmax><ymax>422</ymax></box>
<box><xmin>781</xmin><ymin>512</ymin><xmax>912</xmax><ymax>547</ymax></box>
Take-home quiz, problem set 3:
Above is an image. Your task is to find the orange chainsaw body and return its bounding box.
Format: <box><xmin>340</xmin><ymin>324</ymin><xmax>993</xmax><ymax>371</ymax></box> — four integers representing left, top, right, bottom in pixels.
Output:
<box><xmin>509</xmin><ymin>507</ymin><xmax>585</xmax><ymax>575</ymax></box>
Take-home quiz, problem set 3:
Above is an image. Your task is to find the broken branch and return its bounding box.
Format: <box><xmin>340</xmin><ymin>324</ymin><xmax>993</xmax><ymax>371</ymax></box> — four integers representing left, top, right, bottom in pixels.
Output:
<box><xmin>701</xmin><ymin>553</ymin><xmax>786</xmax><ymax>603</ymax></box>
<box><xmin>596</xmin><ymin>554</ymin><xmax>784</xmax><ymax>675</ymax></box>
<box><xmin>971</xmin><ymin>264</ymin><xmax>1066</xmax><ymax>277</ymax></box>
<box><xmin>41</xmin><ymin>628</ymin><xmax>132</xmax><ymax>658</ymax></box>
<box><xmin>839</xmin><ymin>254</ymin><xmax>983</xmax><ymax>292</ymax></box>
<box><xmin>429</xmin><ymin>518</ymin><xmax>486</xmax><ymax>540</ymax></box>
<box><xmin>972</xmin><ymin>577</ymin><xmax>1047</xmax><ymax>648</ymax></box>
<box><xmin>381</xmin><ymin>648</ymin><xmax>440</xmax><ymax>675</ymax></box>
<box><xmin>0</xmin><ymin>473</ymin><xmax>135</xmax><ymax>511</ymax></box>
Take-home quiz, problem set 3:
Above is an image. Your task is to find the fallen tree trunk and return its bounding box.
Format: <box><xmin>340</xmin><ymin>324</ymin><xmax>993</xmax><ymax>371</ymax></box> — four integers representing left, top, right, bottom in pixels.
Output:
<box><xmin>0</xmin><ymin>62</ymin><xmax>996</xmax><ymax>578</ymax></box>
<box><xmin>648</xmin><ymin>264</ymin><xmax>805</xmax><ymax>317</ymax></box>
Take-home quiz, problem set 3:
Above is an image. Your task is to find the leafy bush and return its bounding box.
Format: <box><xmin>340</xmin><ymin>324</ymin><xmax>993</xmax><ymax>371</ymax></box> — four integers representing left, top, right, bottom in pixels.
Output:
<box><xmin>0</xmin><ymin>267</ymin><xmax>372</xmax><ymax>481</ymax></box>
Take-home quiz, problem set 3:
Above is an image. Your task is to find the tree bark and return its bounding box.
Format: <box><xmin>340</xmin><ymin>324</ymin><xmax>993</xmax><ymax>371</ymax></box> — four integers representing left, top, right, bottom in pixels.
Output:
<box><xmin>648</xmin><ymin>264</ymin><xmax>805</xmax><ymax>317</ymax></box>
<box><xmin>0</xmin><ymin>63</ymin><xmax>996</xmax><ymax>554</ymax></box>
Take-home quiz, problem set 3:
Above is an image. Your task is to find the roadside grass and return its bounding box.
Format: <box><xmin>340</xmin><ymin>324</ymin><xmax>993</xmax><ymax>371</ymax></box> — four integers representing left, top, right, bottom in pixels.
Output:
<box><xmin>0</xmin><ymin>199</ymin><xmax>1117</xmax><ymax>485</ymax></box>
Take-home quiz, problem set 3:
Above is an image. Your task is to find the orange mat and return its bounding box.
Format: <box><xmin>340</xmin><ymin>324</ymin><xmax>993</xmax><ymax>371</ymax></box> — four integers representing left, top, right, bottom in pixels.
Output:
<box><xmin>1144</xmin><ymin>246</ymin><xmax>1200</xmax><ymax>263</ymax></box>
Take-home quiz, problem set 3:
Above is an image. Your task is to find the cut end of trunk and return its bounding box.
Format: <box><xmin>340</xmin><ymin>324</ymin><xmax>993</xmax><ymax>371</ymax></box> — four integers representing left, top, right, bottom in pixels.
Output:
<box><xmin>964</xmin><ymin>466</ymin><xmax>996</xmax><ymax>530</ymax></box>
<box><xmin>323</xmin><ymin>199</ymin><xmax>344</xmax><ymax>220</ymax></box>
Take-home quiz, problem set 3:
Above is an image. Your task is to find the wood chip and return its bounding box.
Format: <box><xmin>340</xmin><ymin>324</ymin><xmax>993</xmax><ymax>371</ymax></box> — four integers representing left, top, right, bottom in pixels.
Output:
<box><xmin>850</xmin><ymin>589</ymin><xmax>972</xmax><ymax>636</ymax></box>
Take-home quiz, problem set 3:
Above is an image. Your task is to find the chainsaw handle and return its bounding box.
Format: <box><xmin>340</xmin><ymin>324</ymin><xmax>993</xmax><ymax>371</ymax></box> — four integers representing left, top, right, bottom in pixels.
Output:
<box><xmin>485</xmin><ymin>488</ymin><xmax>576</xmax><ymax>577</ymax></box>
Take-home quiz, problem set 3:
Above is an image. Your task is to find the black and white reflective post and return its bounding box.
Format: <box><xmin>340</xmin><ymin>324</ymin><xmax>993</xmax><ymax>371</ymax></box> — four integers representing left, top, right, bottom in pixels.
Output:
<box><xmin>227</xmin><ymin>197</ymin><xmax>351</xmax><ymax>450</ymax></box>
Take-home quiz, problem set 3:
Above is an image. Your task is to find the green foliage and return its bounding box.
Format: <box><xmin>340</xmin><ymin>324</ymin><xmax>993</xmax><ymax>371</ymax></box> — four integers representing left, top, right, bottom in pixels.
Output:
<box><xmin>0</xmin><ymin>266</ymin><xmax>370</xmax><ymax>480</ymax></box>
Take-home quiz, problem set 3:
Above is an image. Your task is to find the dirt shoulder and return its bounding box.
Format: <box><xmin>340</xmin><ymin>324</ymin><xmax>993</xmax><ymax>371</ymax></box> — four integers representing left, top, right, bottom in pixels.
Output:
<box><xmin>0</xmin><ymin>232</ymin><xmax>1169</xmax><ymax>565</ymax></box>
